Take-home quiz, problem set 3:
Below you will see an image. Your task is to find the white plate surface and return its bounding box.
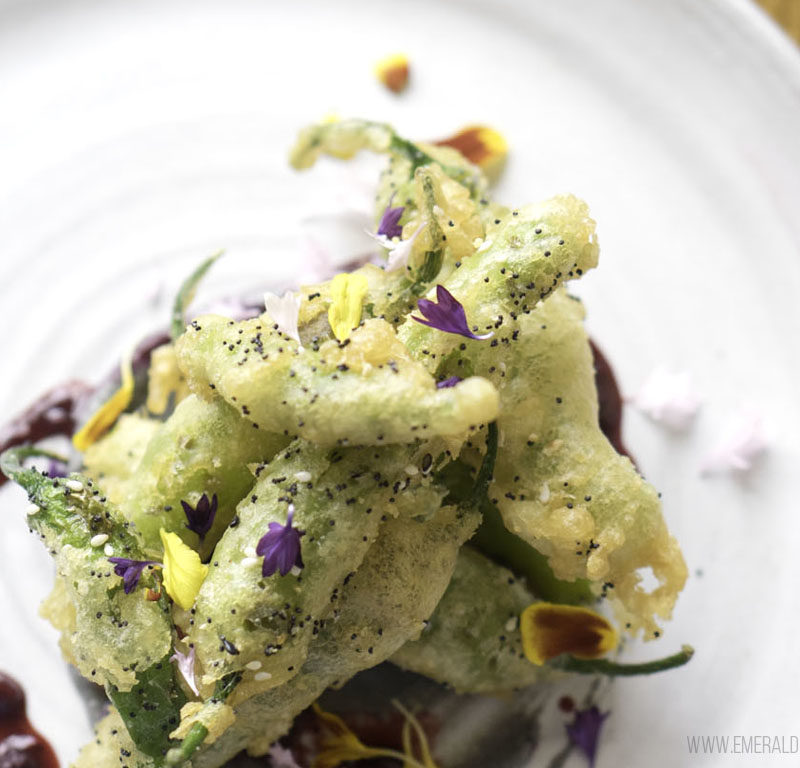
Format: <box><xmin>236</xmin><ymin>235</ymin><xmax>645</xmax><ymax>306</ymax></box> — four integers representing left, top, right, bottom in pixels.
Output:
<box><xmin>1</xmin><ymin>1</ymin><xmax>800</xmax><ymax>766</ymax></box>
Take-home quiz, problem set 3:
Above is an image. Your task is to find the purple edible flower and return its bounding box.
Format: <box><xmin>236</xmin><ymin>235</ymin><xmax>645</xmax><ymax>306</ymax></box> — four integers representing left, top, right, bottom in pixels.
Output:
<box><xmin>436</xmin><ymin>376</ymin><xmax>462</xmax><ymax>389</ymax></box>
<box><xmin>47</xmin><ymin>460</ymin><xmax>68</xmax><ymax>478</ymax></box>
<box><xmin>376</xmin><ymin>200</ymin><xmax>404</xmax><ymax>240</ymax></box>
<box><xmin>108</xmin><ymin>557</ymin><xmax>159</xmax><ymax>594</ymax></box>
<box><xmin>412</xmin><ymin>285</ymin><xmax>493</xmax><ymax>340</ymax></box>
<box><xmin>566</xmin><ymin>706</ymin><xmax>610</xmax><ymax>768</ymax></box>
<box><xmin>256</xmin><ymin>503</ymin><xmax>305</xmax><ymax>577</ymax></box>
<box><xmin>181</xmin><ymin>493</ymin><xmax>218</xmax><ymax>541</ymax></box>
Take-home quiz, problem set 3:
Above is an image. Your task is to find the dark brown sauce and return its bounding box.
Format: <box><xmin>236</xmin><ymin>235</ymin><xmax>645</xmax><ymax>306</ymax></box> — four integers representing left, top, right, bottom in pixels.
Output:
<box><xmin>590</xmin><ymin>340</ymin><xmax>631</xmax><ymax>461</ymax></box>
<box><xmin>0</xmin><ymin>331</ymin><xmax>169</xmax><ymax>489</ymax></box>
<box><xmin>0</xmin><ymin>672</ymin><xmax>58</xmax><ymax>768</ymax></box>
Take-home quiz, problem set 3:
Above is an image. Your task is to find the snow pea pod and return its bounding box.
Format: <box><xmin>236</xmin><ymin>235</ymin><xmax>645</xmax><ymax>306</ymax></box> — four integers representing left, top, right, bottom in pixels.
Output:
<box><xmin>0</xmin><ymin>446</ymin><xmax>172</xmax><ymax>693</ymax></box>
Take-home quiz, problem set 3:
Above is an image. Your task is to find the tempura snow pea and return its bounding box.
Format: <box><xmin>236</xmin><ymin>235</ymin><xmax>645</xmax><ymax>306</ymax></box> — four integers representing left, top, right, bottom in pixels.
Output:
<box><xmin>391</xmin><ymin>546</ymin><xmax>545</xmax><ymax>694</ymax></box>
<box><xmin>117</xmin><ymin>395</ymin><xmax>287</xmax><ymax>557</ymax></box>
<box><xmin>188</xmin><ymin>438</ymin><xmax>450</xmax><ymax>692</ymax></box>
<box><xmin>176</xmin><ymin>316</ymin><xmax>498</xmax><ymax>447</ymax></box>
<box><xmin>187</xmin><ymin>501</ymin><xmax>480</xmax><ymax>768</ymax></box>
<box><xmin>397</xmin><ymin>193</ymin><xmax>600</xmax><ymax>366</ymax></box>
<box><xmin>0</xmin><ymin>448</ymin><xmax>171</xmax><ymax>691</ymax></box>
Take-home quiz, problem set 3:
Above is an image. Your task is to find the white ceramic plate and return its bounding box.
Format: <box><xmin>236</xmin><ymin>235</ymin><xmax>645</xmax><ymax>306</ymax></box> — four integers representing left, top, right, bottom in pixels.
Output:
<box><xmin>2</xmin><ymin>0</ymin><xmax>800</xmax><ymax>766</ymax></box>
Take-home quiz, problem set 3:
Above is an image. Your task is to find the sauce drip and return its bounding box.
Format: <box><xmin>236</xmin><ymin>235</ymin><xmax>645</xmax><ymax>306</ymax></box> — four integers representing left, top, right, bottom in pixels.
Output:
<box><xmin>0</xmin><ymin>672</ymin><xmax>58</xmax><ymax>768</ymax></box>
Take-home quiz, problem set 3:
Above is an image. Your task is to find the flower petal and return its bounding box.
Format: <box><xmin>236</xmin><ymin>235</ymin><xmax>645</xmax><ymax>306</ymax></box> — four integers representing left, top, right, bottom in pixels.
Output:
<box><xmin>182</xmin><ymin>493</ymin><xmax>218</xmax><ymax>541</ymax></box>
<box><xmin>630</xmin><ymin>367</ymin><xmax>701</xmax><ymax>431</ymax></box>
<box><xmin>566</xmin><ymin>706</ymin><xmax>610</xmax><ymax>768</ymax></box>
<box><xmin>376</xmin><ymin>199</ymin><xmax>405</xmax><ymax>240</ymax></box>
<box><xmin>72</xmin><ymin>352</ymin><xmax>134</xmax><ymax>452</ymax></box>
<box><xmin>160</xmin><ymin>528</ymin><xmax>209</xmax><ymax>610</ymax></box>
<box><xmin>411</xmin><ymin>285</ymin><xmax>493</xmax><ymax>340</ymax></box>
<box><xmin>433</xmin><ymin>124</ymin><xmax>508</xmax><ymax>182</ymax></box>
<box><xmin>328</xmin><ymin>273</ymin><xmax>368</xmax><ymax>342</ymax></box>
<box><xmin>700</xmin><ymin>408</ymin><xmax>768</xmax><ymax>475</ymax></box>
<box><xmin>385</xmin><ymin>222</ymin><xmax>424</xmax><ymax>272</ymax></box>
<box><xmin>108</xmin><ymin>557</ymin><xmax>159</xmax><ymax>595</ymax></box>
<box><xmin>436</xmin><ymin>376</ymin><xmax>462</xmax><ymax>389</ymax></box>
<box><xmin>257</xmin><ymin>504</ymin><xmax>304</xmax><ymax>577</ymax></box>
<box><xmin>374</xmin><ymin>53</ymin><xmax>410</xmax><ymax>94</ymax></box>
<box><xmin>264</xmin><ymin>290</ymin><xmax>303</xmax><ymax>346</ymax></box>
<box><xmin>520</xmin><ymin>603</ymin><xmax>618</xmax><ymax>665</ymax></box>
<box><xmin>170</xmin><ymin>646</ymin><xmax>200</xmax><ymax>696</ymax></box>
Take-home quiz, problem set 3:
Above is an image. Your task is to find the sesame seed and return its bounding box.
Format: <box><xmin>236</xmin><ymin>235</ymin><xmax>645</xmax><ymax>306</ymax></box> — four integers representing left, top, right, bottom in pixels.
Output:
<box><xmin>254</xmin><ymin>671</ymin><xmax>272</xmax><ymax>681</ymax></box>
<box><xmin>246</xmin><ymin>660</ymin><xmax>262</xmax><ymax>670</ymax></box>
<box><xmin>66</xmin><ymin>480</ymin><xmax>84</xmax><ymax>493</ymax></box>
<box><xmin>104</xmin><ymin>543</ymin><xmax>114</xmax><ymax>557</ymax></box>
<box><xmin>25</xmin><ymin>504</ymin><xmax>40</xmax><ymax>516</ymax></box>
<box><xmin>404</xmin><ymin>464</ymin><xmax>418</xmax><ymax>476</ymax></box>
<box><xmin>242</xmin><ymin>557</ymin><xmax>260</xmax><ymax>568</ymax></box>
<box><xmin>294</xmin><ymin>471</ymin><xmax>312</xmax><ymax>483</ymax></box>
<box><xmin>90</xmin><ymin>534</ymin><xmax>109</xmax><ymax>547</ymax></box>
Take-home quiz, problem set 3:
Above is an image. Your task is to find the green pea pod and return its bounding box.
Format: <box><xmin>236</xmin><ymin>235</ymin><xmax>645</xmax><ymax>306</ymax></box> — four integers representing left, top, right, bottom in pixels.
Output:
<box><xmin>0</xmin><ymin>446</ymin><xmax>172</xmax><ymax>692</ymax></box>
<box><xmin>187</xmin><ymin>483</ymin><xmax>481</xmax><ymax>768</ymax></box>
<box><xmin>289</xmin><ymin>118</ymin><xmax>483</xmax><ymax>199</ymax></box>
<box><xmin>119</xmin><ymin>395</ymin><xmax>288</xmax><ymax>558</ymax></box>
<box><xmin>189</xmin><ymin>438</ymin><xmax>450</xmax><ymax>690</ymax></box>
<box><xmin>176</xmin><ymin>316</ymin><xmax>498</xmax><ymax>447</ymax></box>
<box><xmin>397</xmin><ymin>193</ymin><xmax>601</xmax><ymax>367</ymax></box>
<box><xmin>391</xmin><ymin>546</ymin><xmax>546</xmax><ymax>694</ymax></box>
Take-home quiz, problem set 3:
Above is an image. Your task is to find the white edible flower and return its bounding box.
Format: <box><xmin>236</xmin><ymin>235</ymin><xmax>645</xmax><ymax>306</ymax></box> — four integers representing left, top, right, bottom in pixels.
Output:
<box><xmin>367</xmin><ymin>221</ymin><xmax>425</xmax><ymax>273</ymax></box>
<box><xmin>701</xmin><ymin>409</ymin><xmax>768</xmax><ymax>475</ymax></box>
<box><xmin>629</xmin><ymin>367</ymin><xmax>701</xmax><ymax>431</ymax></box>
<box><xmin>170</xmin><ymin>646</ymin><xmax>199</xmax><ymax>696</ymax></box>
<box><xmin>263</xmin><ymin>290</ymin><xmax>303</xmax><ymax>346</ymax></box>
<box><xmin>266</xmin><ymin>743</ymin><xmax>302</xmax><ymax>768</ymax></box>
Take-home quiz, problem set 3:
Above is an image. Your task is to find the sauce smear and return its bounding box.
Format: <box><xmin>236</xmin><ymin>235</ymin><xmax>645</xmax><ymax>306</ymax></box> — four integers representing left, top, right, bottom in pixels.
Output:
<box><xmin>0</xmin><ymin>672</ymin><xmax>58</xmax><ymax>768</ymax></box>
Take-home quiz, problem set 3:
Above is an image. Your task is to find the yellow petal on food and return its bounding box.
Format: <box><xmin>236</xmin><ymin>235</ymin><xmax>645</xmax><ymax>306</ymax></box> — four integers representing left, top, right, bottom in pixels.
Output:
<box><xmin>374</xmin><ymin>53</ymin><xmax>410</xmax><ymax>94</ymax></box>
<box><xmin>160</xmin><ymin>528</ymin><xmax>208</xmax><ymax>611</ymax></box>
<box><xmin>520</xmin><ymin>602</ymin><xmax>618</xmax><ymax>666</ymax></box>
<box><xmin>72</xmin><ymin>352</ymin><xmax>134</xmax><ymax>452</ymax></box>
<box><xmin>312</xmin><ymin>703</ymin><xmax>384</xmax><ymax>768</ymax></box>
<box><xmin>328</xmin><ymin>273</ymin><xmax>368</xmax><ymax>342</ymax></box>
<box><xmin>434</xmin><ymin>125</ymin><xmax>508</xmax><ymax>183</ymax></box>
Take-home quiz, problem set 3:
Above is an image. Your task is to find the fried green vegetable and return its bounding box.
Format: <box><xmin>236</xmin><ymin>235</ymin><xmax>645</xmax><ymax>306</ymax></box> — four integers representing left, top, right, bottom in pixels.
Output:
<box><xmin>24</xmin><ymin>116</ymin><xmax>690</xmax><ymax>768</ymax></box>
<box><xmin>0</xmin><ymin>447</ymin><xmax>172</xmax><ymax>691</ymax></box>
<box><xmin>117</xmin><ymin>395</ymin><xmax>287</xmax><ymax>557</ymax></box>
<box><xmin>176</xmin><ymin>316</ymin><xmax>498</xmax><ymax>447</ymax></box>
<box><xmin>391</xmin><ymin>546</ymin><xmax>546</xmax><ymax>694</ymax></box>
<box><xmin>74</xmin><ymin>707</ymin><xmax>155</xmax><ymax>768</ymax></box>
<box><xmin>409</xmin><ymin>287</ymin><xmax>687</xmax><ymax>636</ymax></box>
<box><xmin>189</xmin><ymin>500</ymin><xmax>481</xmax><ymax>767</ymax></box>
<box><xmin>397</xmin><ymin>193</ymin><xmax>600</xmax><ymax>363</ymax></box>
<box><xmin>289</xmin><ymin>118</ymin><xmax>484</xmax><ymax>201</ymax></box>
<box><xmin>189</xmin><ymin>437</ymin><xmax>451</xmax><ymax>692</ymax></box>
<box><xmin>82</xmin><ymin>413</ymin><xmax>161</xmax><ymax>505</ymax></box>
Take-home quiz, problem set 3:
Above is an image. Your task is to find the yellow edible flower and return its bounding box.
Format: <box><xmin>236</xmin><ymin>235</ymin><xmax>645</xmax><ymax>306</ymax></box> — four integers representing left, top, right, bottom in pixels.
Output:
<box><xmin>434</xmin><ymin>125</ymin><xmax>508</xmax><ymax>183</ymax></box>
<box><xmin>160</xmin><ymin>528</ymin><xmax>208</xmax><ymax>610</ymax></box>
<box><xmin>312</xmin><ymin>703</ymin><xmax>383</xmax><ymax>768</ymax></box>
<box><xmin>328</xmin><ymin>273</ymin><xmax>368</xmax><ymax>342</ymax></box>
<box><xmin>72</xmin><ymin>352</ymin><xmax>134</xmax><ymax>452</ymax></box>
<box><xmin>312</xmin><ymin>702</ymin><xmax>439</xmax><ymax>768</ymax></box>
<box><xmin>520</xmin><ymin>602</ymin><xmax>618</xmax><ymax>666</ymax></box>
<box><xmin>374</xmin><ymin>53</ymin><xmax>410</xmax><ymax>94</ymax></box>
